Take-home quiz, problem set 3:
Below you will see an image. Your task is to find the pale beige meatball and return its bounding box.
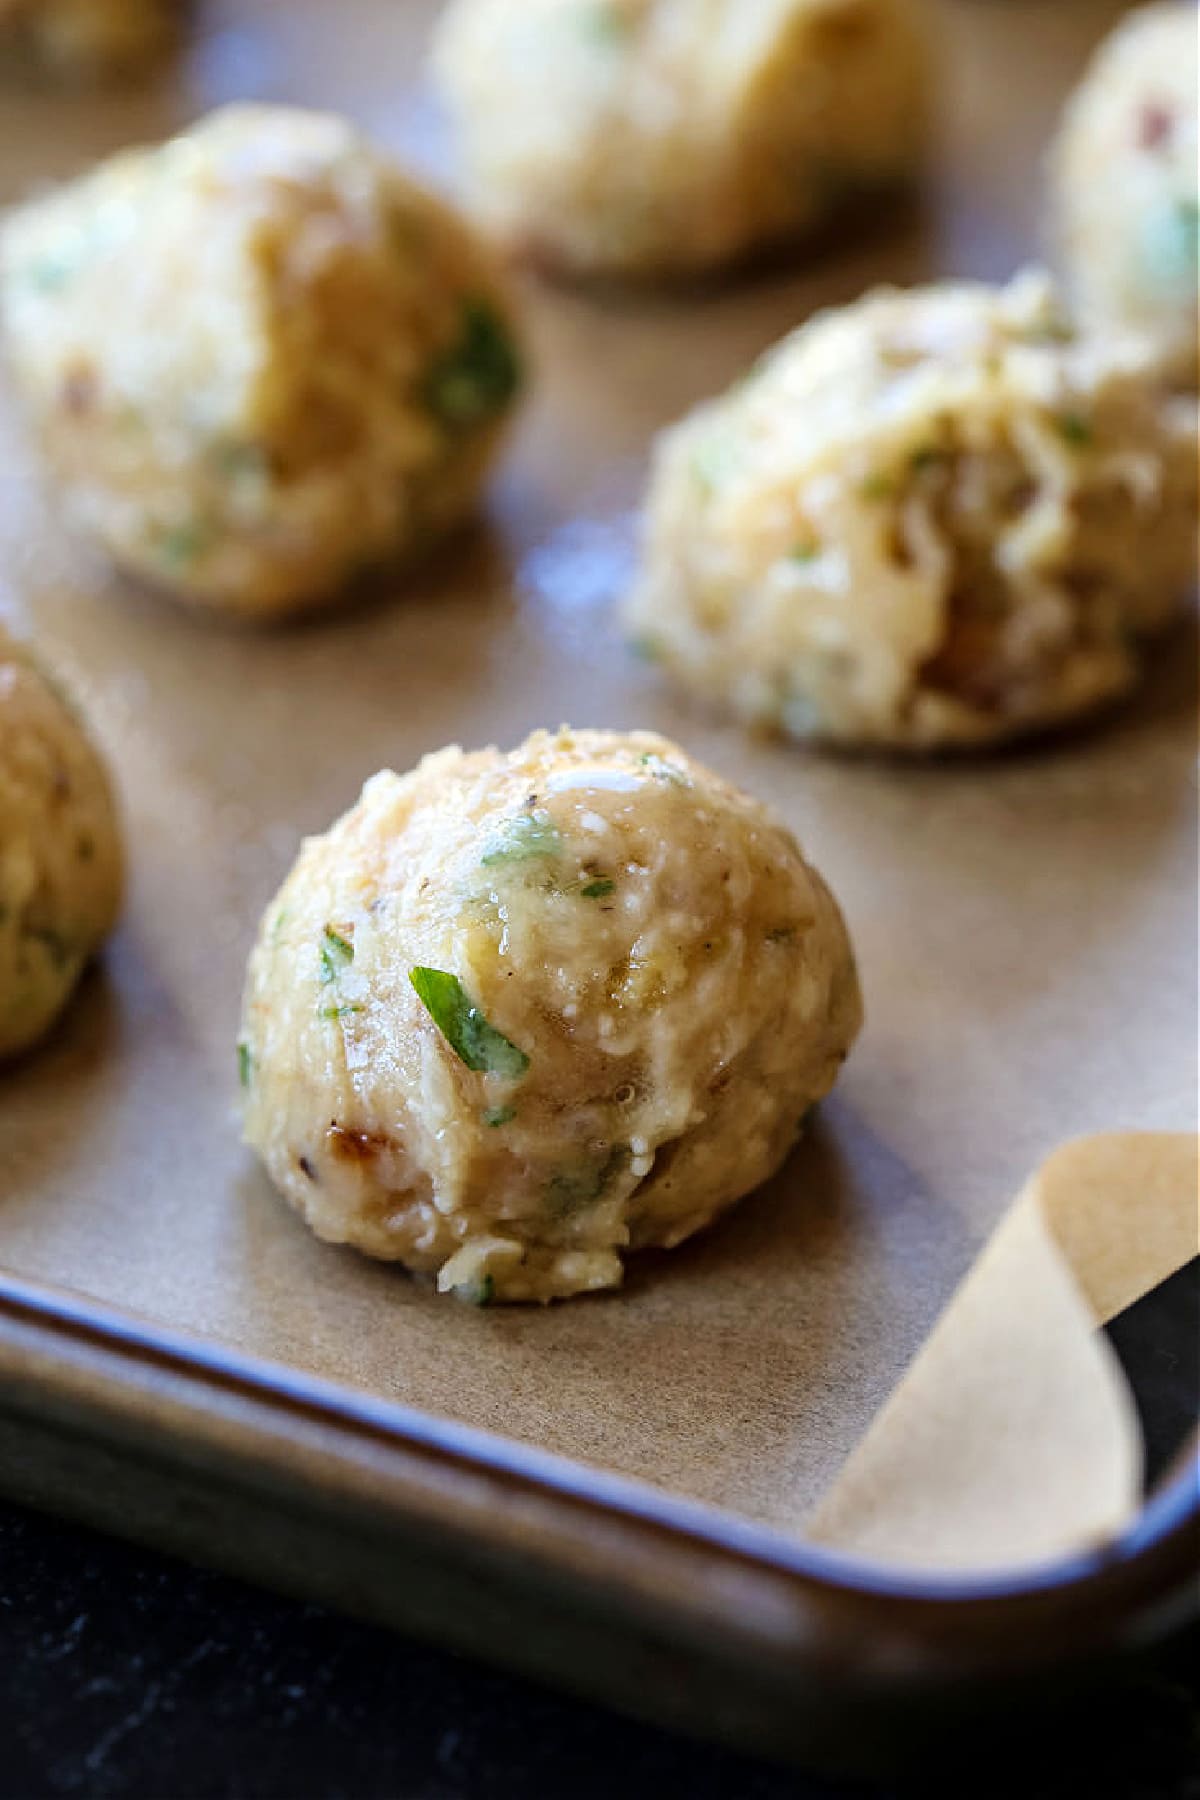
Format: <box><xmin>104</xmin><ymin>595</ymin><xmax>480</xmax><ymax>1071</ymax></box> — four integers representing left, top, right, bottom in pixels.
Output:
<box><xmin>0</xmin><ymin>626</ymin><xmax>121</xmax><ymax>1058</ymax></box>
<box><xmin>239</xmin><ymin>727</ymin><xmax>861</xmax><ymax>1303</ymax></box>
<box><xmin>0</xmin><ymin>0</ymin><xmax>176</xmax><ymax>78</ymax></box>
<box><xmin>432</xmin><ymin>0</ymin><xmax>930</xmax><ymax>280</ymax></box>
<box><xmin>624</xmin><ymin>272</ymin><xmax>1198</xmax><ymax>751</ymax></box>
<box><xmin>1050</xmin><ymin>2</ymin><xmax>1198</xmax><ymax>390</ymax></box>
<box><xmin>0</xmin><ymin>105</ymin><xmax>523</xmax><ymax>619</ymax></box>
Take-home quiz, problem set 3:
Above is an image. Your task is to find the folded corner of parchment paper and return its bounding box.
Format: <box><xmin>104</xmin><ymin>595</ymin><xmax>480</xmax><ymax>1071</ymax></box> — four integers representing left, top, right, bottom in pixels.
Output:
<box><xmin>804</xmin><ymin>1132</ymin><xmax>1199</xmax><ymax>1575</ymax></box>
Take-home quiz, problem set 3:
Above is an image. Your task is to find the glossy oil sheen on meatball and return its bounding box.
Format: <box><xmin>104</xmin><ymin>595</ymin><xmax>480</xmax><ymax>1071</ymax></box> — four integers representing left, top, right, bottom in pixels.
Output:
<box><xmin>239</xmin><ymin>727</ymin><xmax>862</xmax><ymax>1302</ymax></box>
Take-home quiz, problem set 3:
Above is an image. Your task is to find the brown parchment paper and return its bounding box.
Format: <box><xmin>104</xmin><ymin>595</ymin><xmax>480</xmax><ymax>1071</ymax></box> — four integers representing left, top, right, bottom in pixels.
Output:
<box><xmin>809</xmin><ymin>1133</ymin><xmax>1199</xmax><ymax>1571</ymax></box>
<box><xmin>0</xmin><ymin>0</ymin><xmax>1196</xmax><ymax>1570</ymax></box>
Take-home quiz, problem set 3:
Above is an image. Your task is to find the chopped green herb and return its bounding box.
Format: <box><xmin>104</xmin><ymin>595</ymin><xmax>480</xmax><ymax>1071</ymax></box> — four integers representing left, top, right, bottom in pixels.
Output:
<box><xmin>1017</xmin><ymin>316</ymin><xmax>1075</xmax><ymax>345</ymax></box>
<box><xmin>410</xmin><ymin>966</ymin><xmax>530</xmax><ymax>1079</ymax></box>
<box><xmin>789</xmin><ymin>539</ymin><xmax>819</xmax><ymax>562</ymax></box>
<box><xmin>155</xmin><ymin>520</ymin><xmax>214</xmax><ymax>568</ymax></box>
<box><xmin>237</xmin><ymin>1042</ymin><xmax>253</xmax><ymax>1089</ymax></box>
<box><xmin>580</xmin><ymin>0</ymin><xmax>628</xmax><ymax>42</ymax></box>
<box><xmin>25</xmin><ymin>253</ymin><xmax>78</xmax><ymax>294</ymax></box>
<box><xmin>1055</xmin><ymin>413</ymin><xmax>1092</xmax><ymax>447</ymax></box>
<box><xmin>1139</xmin><ymin>193</ymin><xmax>1200</xmax><ymax>285</ymax></box>
<box><xmin>859</xmin><ymin>472</ymin><xmax>894</xmax><ymax>501</ymax></box>
<box><xmin>481</xmin><ymin>809</ymin><xmax>562</xmax><ymax>867</ymax></box>
<box><xmin>320</xmin><ymin>1003</ymin><xmax>363</xmax><ymax>1020</ymax></box>
<box><xmin>424</xmin><ymin>299</ymin><xmax>521</xmax><ymax>429</ymax></box>
<box><xmin>212</xmin><ymin>439</ymin><xmax>268</xmax><ymax>483</ymax></box>
<box><xmin>909</xmin><ymin>446</ymin><xmax>946</xmax><ymax>473</ymax></box>
<box><xmin>456</xmin><ymin>1273</ymin><xmax>495</xmax><ymax>1306</ymax></box>
<box><xmin>484</xmin><ymin>1104</ymin><xmax>517</xmax><ymax>1128</ymax></box>
<box><xmin>690</xmin><ymin>435</ymin><xmax>737</xmax><ymax>492</ymax></box>
<box><xmin>638</xmin><ymin>751</ymin><xmax>688</xmax><ymax>787</ymax></box>
<box><xmin>547</xmin><ymin>1145</ymin><xmax>626</xmax><ymax>1214</ymax></box>
<box><xmin>319</xmin><ymin>926</ymin><xmax>354</xmax><ymax>984</ymax></box>
<box><xmin>580</xmin><ymin>878</ymin><xmax>615</xmax><ymax>899</ymax></box>
<box><xmin>628</xmin><ymin>635</ymin><xmax>663</xmax><ymax>662</ymax></box>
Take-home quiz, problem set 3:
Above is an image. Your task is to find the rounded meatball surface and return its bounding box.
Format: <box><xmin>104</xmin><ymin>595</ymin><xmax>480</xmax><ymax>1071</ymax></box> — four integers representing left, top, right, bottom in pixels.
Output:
<box><xmin>239</xmin><ymin>727</ymin><xmax>861</xmax><ymax>1303</ymax></box>
<box><xmin>624</xmin><ymin>272</ymin><xmax>1198</xmax><ymax>750</ymax></box>
<box><xmin>0</xmin><ymin>105</ymin><xmax>523</xmax><ymax>619</ymax></box>
<box><xmin>432</xmin><ymin>0</ymin><xmax>929</xmax><ymax>280</ymax></box>
<box><xmin>0</xmin><ymin>0</ymin><xmax>175</xmax><ymax>78</ymax></box>
<box><xmin>1050</xmin><ymin>2</ymin><xmax>1198</xmax><ymax>390</ymax></box>
<box><xmin>0</xmin><ymin>626</ymin><xmax>122</xmax><ymax>1058</ymax></box>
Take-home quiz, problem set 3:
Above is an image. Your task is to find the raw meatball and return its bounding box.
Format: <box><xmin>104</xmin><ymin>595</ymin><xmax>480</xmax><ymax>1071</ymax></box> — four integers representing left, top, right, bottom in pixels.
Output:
<box><xmin>0</xmin><ymin>626</ymin><xmax>121</xmax><ymax>1058</ymax></box>
<box><xmin>432</xmin><ymin>0</ymin><xmax>930</xmax><ymax>280</ymax></box>
<box><xmin>239</xmin><ymin>727</ymin><xmax>861</xmax><ymax>1303</ymax></box>
<box><xmin>0</xmin><ymin>105</ymin><xmax>523</xmax><ymax>619</ymax></box>
<box><xmin>0</xmin><ymin>0</ymin><xmax>175</xmax><ymax>78</ymax></box>
<box><xmin>624</xmin><ymin>272</ymin><xmax>1198</xmax><ymax>750</ymax></box>
<box><xmin>1050</xmin><ymin>2</ymin><xmax>1198</xmax><ymax>390</ymax></box>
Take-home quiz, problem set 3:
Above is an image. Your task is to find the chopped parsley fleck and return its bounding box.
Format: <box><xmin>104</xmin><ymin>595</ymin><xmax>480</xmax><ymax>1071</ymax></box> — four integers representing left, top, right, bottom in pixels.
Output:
<box><xmin>547</xmin><ymin>1146</ymin><xmax>626</xmax><ymax>1214</ymax></box>
<box><xmin>628</xmin><ymin>635</ymin><xmax>663</xmax><ymax>662</ymax></box>
<box><xmin>859</xmin><ymin>472</ymin><xmax>894</xmax><ymax>501</ymax></box>
<box><xmin>580</xmin><ymin>878</ymin><xmax>615</xmax><ymax>899</ymax></box>
<box><xmin>637</xmin><ymin>751</ymin><xmax>687</xmax><ymax>787</ymax></box>
<box><xmin>155</xmin><ymin>520</ymin><xmax>214</xmax><ymax>568</ymax></box>
<box><xmin>212</xmin><ymin>439</ymin><xmax>268</xmax><ymax>483</ymax></box>
<box><xmin>424</xmin><ymin>298</ymin><xmax>521</xmax><ymax>429</ymax></box>
<box><xmin>456</xmin><ymin>1273</ymin><xmax>495</xmax><ymax>1306</ymax></box>
<box><xmin>484</xmin><ymin>1104</ymin><xmax>517</xmax><ymax>1128</ymax></box>
<box><xmin>320</xmin><ymin>1002</ymin><xmax>363</xmax><ymax>1020</ymax></box>
<box><xmin>237</xmin><ymin>1042</ymin><xmax>253</xmax><ymax>1089</ymax></box>
<box><xmin>690</xmin><ymin>435</ymin><xmax>736</xmax><ymax>493</ymax></box>
<box><xmin>909</xmin><ymin>446</ymin><xmax>946</xmax><ymax>473</ymax></box>
<box><xmin>789</xmin><ymin>539</ymin><xmax>819</xmax><ymax>562</ymax></box>
<box><xmin>580</xmin><ymin>1</ymin><xmax>628</xmax><ymax>42</ymax></box>
<box><xmin>319</xmin><ymin>926</ymin><xmax>354</xmax><ymax>983</ymax></box>
<box><xmin>1055</xmin><ymin>413</ymin><xmax>1092</xmax><ymax>447</ymax></box>
<box><xmin>481</xmin><ymin>809</ymin><xmax>562</xmax><ymax>867</ymax></box>
<box><xmin>409</xmin><ymin>966</ymin><xmax>530</xmax><ymax>1079</ymax></box>
<box><xmin>25</xmin><ymin>253</ymin><xmax>78</xmax><ymax>293</ymax></box>
<box><xmin>1175</xmin><ymin>196</ymin><xmax>1199</xmax><ymax>264</ymax></box>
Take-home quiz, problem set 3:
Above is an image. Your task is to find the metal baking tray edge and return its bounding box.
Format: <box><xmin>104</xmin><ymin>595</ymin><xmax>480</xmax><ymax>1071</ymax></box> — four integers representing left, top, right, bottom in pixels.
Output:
<box><xmin>0</xmin><ymin>1267</ymin><xmax>1196</xmax><ymax>1773</ymax></box>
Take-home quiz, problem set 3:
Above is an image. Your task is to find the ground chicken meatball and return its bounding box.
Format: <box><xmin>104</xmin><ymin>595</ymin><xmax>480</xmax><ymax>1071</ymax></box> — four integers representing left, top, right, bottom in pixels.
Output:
<box><xmin>238</xmin><ymin>727</ymin><xmax>861</xmax><ymax>1303</ymax></box>
<box><xmin>0</xmin><ymin>0</ymin><xmax>175</xmax><ymax>78</ymax></box>
<box><xmin>0</xmin><ymin>626</ymin><xmax>121</xmax><ymax>1059</ymax></box>
<box><xmin>624</xmin><ymin>272</ymin><xmax>1198</xmax><ymax>750</ymax></box>
<box><xmin>432</xmin><ymin>0</ymin><xmax>930</xmax><ymax>281</ymax></box>
<box><xmin>1050</xmin><ymin>2</ymin><xmax>1198</xmax><ymax>390</ymax></box>
<box><xmin>0</xmin><ymin>105</ymin><xmax>523</xmax><ymax>619</ymax></box>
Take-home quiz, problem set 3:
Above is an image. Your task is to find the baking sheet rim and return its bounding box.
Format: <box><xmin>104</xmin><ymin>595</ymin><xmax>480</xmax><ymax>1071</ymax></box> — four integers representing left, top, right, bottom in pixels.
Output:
<box><xmin>1</xmin><ymin>1260</ymin><xmax>1195</xmax><ymax>1617</ymax></box>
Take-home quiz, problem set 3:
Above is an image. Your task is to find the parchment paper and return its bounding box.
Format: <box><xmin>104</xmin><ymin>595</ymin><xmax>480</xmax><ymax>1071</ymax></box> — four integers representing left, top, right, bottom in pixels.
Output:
<box><xmin>809</xmin><ymin>1132</ymin><xmax>1198</xmax><ymax>1571</ymax></box>
<box><xmin>0</xmin><ymin>0</ymin><xmax>1196</xmax><ymax>1573</ymax></box>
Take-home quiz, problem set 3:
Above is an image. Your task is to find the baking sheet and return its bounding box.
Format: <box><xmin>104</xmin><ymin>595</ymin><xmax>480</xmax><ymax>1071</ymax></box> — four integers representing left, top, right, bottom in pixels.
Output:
<box><xmin>0</xmin><ymin>0</ymin><xmax>1195</xmax><ymax>1539</ymax></box>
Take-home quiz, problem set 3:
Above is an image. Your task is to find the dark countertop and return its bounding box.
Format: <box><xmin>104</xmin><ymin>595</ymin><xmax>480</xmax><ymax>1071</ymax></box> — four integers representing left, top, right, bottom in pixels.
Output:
<box><xmin>3</xmin><ymin>1495</ymin><xmax>1198</xmax><ymax>1800</ymax></box>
